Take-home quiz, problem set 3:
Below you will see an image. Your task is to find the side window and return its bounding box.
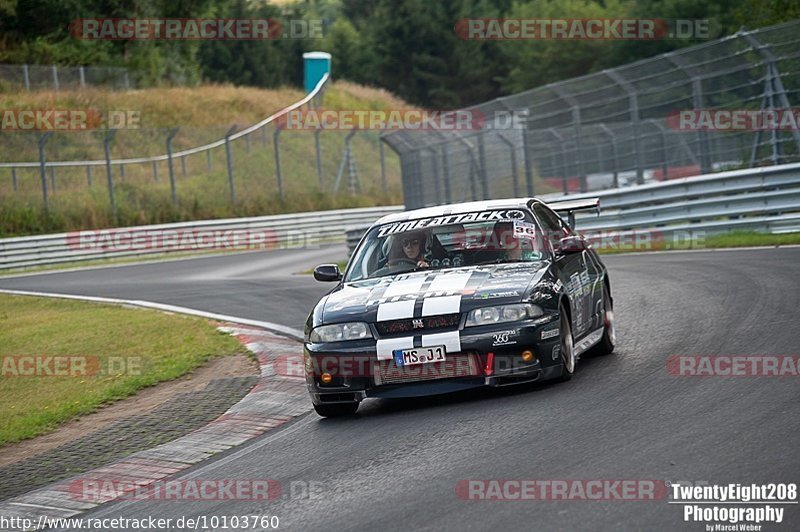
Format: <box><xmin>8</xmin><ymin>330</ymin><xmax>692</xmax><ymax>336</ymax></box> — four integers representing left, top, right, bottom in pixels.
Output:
<box><xmin>533</xmin><ymin>204</ymin><xmax>569</xmax><ymax>251</ymax></box>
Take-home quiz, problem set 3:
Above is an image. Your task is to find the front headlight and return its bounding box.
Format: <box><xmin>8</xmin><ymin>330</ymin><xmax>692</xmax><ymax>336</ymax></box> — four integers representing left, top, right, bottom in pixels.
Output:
<box><xmin>309</xmin><ymin>322</ymin><xmax>372</xmax><ymax>343</ymax></box>
<box><xmin>465</xmin><ymin>303</ymin><xmax>543</xmax><ymax>327</ymax></box>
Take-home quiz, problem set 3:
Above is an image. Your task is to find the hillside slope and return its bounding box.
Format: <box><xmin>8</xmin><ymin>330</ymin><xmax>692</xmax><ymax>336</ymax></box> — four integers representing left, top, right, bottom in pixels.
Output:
<box><xmin>0</xmin><ymin>81</ymin><xmax>406</xmax><ymax>236</ymax></box>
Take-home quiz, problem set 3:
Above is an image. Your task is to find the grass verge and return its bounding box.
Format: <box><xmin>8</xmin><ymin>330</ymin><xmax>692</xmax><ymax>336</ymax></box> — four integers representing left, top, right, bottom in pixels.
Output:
<box><xmin>0</xmin><ymin>293</ymin><xmax>245</xmax><ymax>445</ymax></box>
<box><xmin>595</xmin><ymin>231</ymin><xmax>800</xmax><ymax>254</ymax></box>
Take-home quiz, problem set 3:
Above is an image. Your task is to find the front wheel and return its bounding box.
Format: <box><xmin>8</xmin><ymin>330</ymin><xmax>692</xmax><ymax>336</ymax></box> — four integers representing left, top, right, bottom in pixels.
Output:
<box><xmin>313</xmin><ymin>402</ymin><xmax>359</xmax><ymax>418</ymax></box>
<box><xmin>558</xmin><ymin>304</ymin><xmax>575</xmax><ymax>381</ymax></box>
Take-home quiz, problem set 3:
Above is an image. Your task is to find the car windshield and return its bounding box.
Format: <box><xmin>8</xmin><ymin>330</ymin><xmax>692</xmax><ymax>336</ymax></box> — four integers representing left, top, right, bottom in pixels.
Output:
<box><xmin>344</xmin><ymin>210</ymin><xmax>548</xmax><ymax>282</ymax></box>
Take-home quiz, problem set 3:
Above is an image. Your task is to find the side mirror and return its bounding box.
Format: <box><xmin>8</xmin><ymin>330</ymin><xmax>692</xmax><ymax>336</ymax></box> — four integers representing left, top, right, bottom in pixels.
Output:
<box><xmin>313</xmin><ymin>264</ymin><xmax>342</xmax><ymax>282</ymax></box>
<box><xmin>557</xmin><ymin>236</ymin><xmax>586</xmax><ymax>254</ymax></box>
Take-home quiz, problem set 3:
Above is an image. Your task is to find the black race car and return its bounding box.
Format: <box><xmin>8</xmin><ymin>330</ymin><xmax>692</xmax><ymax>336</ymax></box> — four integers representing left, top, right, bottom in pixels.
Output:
<box><xmin>304</xmin><ymin>197</ymin><xmax>615</xmax><ymax>417</ymax></box>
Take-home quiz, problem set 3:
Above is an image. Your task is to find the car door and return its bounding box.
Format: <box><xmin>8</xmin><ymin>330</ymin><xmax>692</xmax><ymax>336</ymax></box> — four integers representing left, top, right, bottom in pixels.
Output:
<box><xmin>532</xmin><ymin>204</ymin><xmax>592</xmax><ymax>339</ymax></box>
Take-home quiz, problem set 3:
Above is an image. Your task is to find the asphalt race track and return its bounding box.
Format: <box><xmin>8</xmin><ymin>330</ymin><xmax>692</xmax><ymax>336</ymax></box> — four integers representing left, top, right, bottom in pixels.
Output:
<box><xmin>2</xmin><ymin>246</ymin><xmax>798</xmax><ymax>531</ymax></box>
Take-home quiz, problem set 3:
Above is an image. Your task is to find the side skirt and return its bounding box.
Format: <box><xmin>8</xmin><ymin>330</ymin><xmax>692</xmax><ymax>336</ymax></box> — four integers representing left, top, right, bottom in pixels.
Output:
<box><xmin>574</xmin><ymin>327</ymin><xmax>605</xmax><ymax>358</ymax></box>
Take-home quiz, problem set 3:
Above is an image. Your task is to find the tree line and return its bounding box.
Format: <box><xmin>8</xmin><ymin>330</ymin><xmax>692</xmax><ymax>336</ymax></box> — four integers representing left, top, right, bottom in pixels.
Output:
<box><xmin>1</xmin><ymin>0</ymin><xmax>797</xmax><ymax>107</ymax></box>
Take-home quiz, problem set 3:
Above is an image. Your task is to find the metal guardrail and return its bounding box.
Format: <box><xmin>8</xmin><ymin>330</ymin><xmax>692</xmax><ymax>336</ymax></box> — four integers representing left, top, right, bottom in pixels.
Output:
<box><xmin>346</xmin><ymin>162</ymin><xmax>800</xmax><ymax>254</ymax></box>
<box><xmin>3</xmin><ymin>162</ymin><xmax>799</xmax><ymax>270</ymax></box>
<box><xmin>0</xmin><ymin>206</ymin><xmax>402</xmax><ymax>270</ymax></box>
<box><xmin>551</xmin><ymin>162</ymin><xmax>800</xmax><ymax>230</ymax></box>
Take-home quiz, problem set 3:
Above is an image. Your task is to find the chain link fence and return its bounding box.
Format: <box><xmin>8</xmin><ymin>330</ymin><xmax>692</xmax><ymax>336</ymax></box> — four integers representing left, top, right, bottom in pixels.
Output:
<box><xmin>0</xmin><ymin>76</ymin><xmax>399</xmax><ymax>228</ymax></box>
<box><xmin>383</xmin><ymin>20</ymin><xmax>800</xmax><ymax>209</ymax></box>
<box><xmin>0</xmin><ymin>64</ymin><xmax>133</xmax><ymax>91</ymax></box>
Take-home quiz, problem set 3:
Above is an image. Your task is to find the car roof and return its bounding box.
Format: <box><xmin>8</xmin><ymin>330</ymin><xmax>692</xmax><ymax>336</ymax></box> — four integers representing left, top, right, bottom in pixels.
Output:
<box><xmin>375</xmin><ymin>197</ymin><xmax>544</xmax><ymax>225</ymax></box>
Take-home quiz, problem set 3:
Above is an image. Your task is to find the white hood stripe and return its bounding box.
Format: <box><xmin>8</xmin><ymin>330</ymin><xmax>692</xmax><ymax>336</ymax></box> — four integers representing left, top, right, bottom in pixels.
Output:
<box><xmin>377</xmin><ymin>300</ymin><xmax>416</xmax><ymax>322</ymax></box>
<box><xmin>421</xmin><ymin>295</ymin><xmax>462</xmax><ymax>316</ymax></box>
<box><xmin>382</xmin><ymin>275</ymin><xmax>427</xmax><ymax>298</ymax></box>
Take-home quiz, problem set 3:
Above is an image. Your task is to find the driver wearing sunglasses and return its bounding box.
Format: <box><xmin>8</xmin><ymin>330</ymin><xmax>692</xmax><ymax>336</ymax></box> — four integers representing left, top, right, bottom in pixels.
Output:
<box><xmin>391</xmin><ymin>231</ymin><xmax>430</xmax><ymax>269</ymax></box>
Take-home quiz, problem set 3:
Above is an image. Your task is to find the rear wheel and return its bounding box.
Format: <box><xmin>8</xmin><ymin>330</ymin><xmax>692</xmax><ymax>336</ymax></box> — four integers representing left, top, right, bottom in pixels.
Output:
<box><xmin>313</xmin><ymin>402</ymin><xmax>359</xmax><ymax>418</ymax></box>
<box><xmin>590</xmin><ymin>283</ymin><xmax>615</xmax><ymax>356</ymax></box>
<box><xmin>558</xmin><ymin>304</ymin><xmax>575</xmax><ymax>381</ymax></box>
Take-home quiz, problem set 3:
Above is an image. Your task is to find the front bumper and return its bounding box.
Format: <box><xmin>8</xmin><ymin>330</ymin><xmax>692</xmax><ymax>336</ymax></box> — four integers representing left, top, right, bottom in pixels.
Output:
<box><xmin>305</xmin><ymin>317</ymin><xmax>562</xmax><ymax>405</ymax></box>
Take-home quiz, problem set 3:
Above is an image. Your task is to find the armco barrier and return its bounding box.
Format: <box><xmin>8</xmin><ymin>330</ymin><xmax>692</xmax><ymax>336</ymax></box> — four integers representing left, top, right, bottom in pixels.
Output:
<box><xmin>0</xmin><ymin>206</ymin><xmax>403</xmax><ymax>270</ymax></box>
<box><xmin>3</xmin><ymin>162</ymin><xmax>800</xmax><ymax>270</ymax></box>
<box><xmin>345</xmin><ymin>163</ymin><xmax>800</xmax><ymax>254</ymax></box>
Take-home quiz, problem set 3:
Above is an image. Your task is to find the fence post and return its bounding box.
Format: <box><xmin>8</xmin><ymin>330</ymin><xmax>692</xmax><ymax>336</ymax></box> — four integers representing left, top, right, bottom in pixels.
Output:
<box><xmin>273</xmin><ymin>126</ymin><xmax>284</xmax><ymax>199</ymax></box>
<box><xmin>522</xmin><ymin>122</ymin><xmax>535</xmax><ymax>196</ymax></box>
<box><xmin>598</xmin><ymin>124</ymin><xmax>619</xmax><ymax>188</ymax></box>
<box><xmin>379</xmin><ymin>140</ymin><xmax>387</xmax><ymax>194</ymax></box>
<box><xmin>424</xmin><ymin>147</ymin><xmax>442</xmax><ymax>204</ymax></box>
<box><xmin>206</xmin><ymin>150</ymin><xmax>212</xmax><ymax>172</ymax></box>
<box><xmin>225</xmin><ymin>125</ymin><xmax>237</xmax><ymax>205</ymax></box>
<box><xmin>181</xmin><ymin>155</ymin><xmax>187</xmax><ymax>177</ymax></box>
<box><xmin>334</xmin><ymin>130</ymin><xmax>358</xmax><ymax>194</ymax></box>
<box><xmin>496</xmin><ymin>132</ymin><xmax>519</xmax><ymax>197</ymax></box>
<box><xmin>477</xmin><ymin>133</ymin><xmax>490</xmax><ymax>199</ymax></box>
<box><xmin>87</xmin><ymin>165</ymin><xmax>93</xmax><ymax>188</ymax></box>
<box><xmin>347</xmin><ymin>138</ymin><xmax>360</xmax><ymax>196</ymax></box>
<box><xmin>11</xmin><ymin>167</ymin><xmax>18</xmax><ymax>192</ymax></box>
<box><xmin>152</xmin><ymin>161</ymin><xmax>158</xmax><ymax>182</ymax></box>
<box><xmin>649</xmin><ymin>119</ymin><xmax>669</xmax><ymax>179</ymax></box>
<box><xmin>51</xmin><ymin>65</ymin><xmax>59</xmax><ymax>91</ymax></box>
<box><xmin>38</xmin><ymin>133</ymin><xmax>52</xmax><ymax>213</ymax></box>
<box><xmin>740</xmin><ymin>31</ymin><xmax>800</xmax><ymax>159</ymax></box>
<box><xmin>23</xmin><ymin>64</ymin><xmax>30</xmax><ymax>91</ymax></box>
<box><xmin>315</xmin><ymin>129</ymin><xmax>323</xmax><ymax>190</ymax></box>
<box><xmin>440</xmin><ymin>144</ymin><xmax>452</xmax><ymax>203</ymax></box>
<box><xmin>664</xmin><ymin>53</ymin><xmax>712</xmax><ymax>175</ymax></box>
<box><xmin>548</xmin><ymin>128</ymin><xmax>569</xmax><ymax>194</ymax></box>
<box><xmin>550</xmin><ymin>86</ymin><xmax>584</xmax><ymax>191</ymax></box>
<box><xmin>79</xmin><ymin>66</ymin><xmax>86</xmax><ymax>89</ymax></box>
<box><xmin>245</xmin><ymin>133</ymin><xmax>251</xmax><ymax>153</ymax></box>
<box><xmin>605</xmin><ymin>70</ymin><xmax>643</xmax><ymax>184</ymax></box>
<box><xmin>119</xmin><ymin>164</ymin><xmax>125</xmax><ymax>182</ymax></box>
<box><xmin>468</xmin><ymin>157</ymin><xmax>478</xmax><ymax>201</ymax></box>
<box><xmin>103</xmin><ymin>130</ymin><xmax>117</xmax><ymax>220</ymax></box>
<box><xmin>166</xmin><ymin>128</ymin><xmax>179</xmax><ymax>206</ymax></box>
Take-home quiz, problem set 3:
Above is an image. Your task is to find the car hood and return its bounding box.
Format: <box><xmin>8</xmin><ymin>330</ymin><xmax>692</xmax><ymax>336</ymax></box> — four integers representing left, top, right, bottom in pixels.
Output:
<box><xmin>323</xmin><ymin>263</ymin><xmax>549</xmax><ymax>323</ymax></box>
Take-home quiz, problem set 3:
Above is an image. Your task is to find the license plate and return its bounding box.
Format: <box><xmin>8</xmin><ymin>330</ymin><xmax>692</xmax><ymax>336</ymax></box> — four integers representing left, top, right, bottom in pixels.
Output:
<box><xmin>393</xmin><ymin>345</ymin><xmax>446</xmax><ymax>367</ymax></box>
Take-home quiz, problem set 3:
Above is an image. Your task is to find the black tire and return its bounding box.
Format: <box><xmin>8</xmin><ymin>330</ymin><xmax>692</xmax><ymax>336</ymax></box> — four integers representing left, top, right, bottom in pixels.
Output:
<box><xmin>313</xmin><ymin>402</ymin><xmax>359</xmax><ymax>418</ymax></box>
<box><xmin>590</xmin><ymin>283</ymin><xmax>616</xmax><ymax>356</ymax></box>
<box><xmin>558</xmin><ymin>303</ymin><xmax>575</xmax><ymax>381</ymax></box>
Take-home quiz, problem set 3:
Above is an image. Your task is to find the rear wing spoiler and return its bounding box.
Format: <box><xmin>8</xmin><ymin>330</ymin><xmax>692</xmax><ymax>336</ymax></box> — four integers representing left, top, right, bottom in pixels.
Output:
<box><xmin>548</xmin><ymin>197</ymin><xmax>601</xmax><ymax>229</ymax></box>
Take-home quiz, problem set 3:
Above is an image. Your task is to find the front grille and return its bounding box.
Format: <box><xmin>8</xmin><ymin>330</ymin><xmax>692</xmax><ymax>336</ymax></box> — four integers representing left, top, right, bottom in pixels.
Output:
<box><xmin>375</xmin><ymin>354</ymin><xmax>480</xmax><ymax>385</ymax></box>
<box><xmin>375</xmin><ymin>313</ymin><xmax>460</xmax><ymax>336</ymax></box>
